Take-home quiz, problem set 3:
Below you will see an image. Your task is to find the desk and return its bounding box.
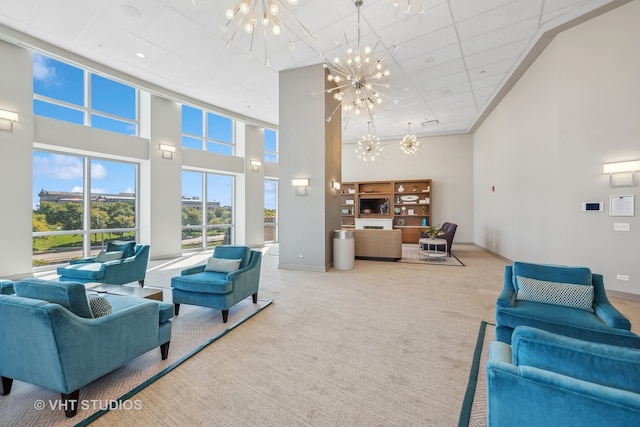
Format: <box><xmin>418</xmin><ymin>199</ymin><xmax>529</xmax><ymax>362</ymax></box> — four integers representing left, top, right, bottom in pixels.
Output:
<box><xmin>418</xmin><ymin>238</ymin><xmax>447</xmax><ymax>261</ymax></box>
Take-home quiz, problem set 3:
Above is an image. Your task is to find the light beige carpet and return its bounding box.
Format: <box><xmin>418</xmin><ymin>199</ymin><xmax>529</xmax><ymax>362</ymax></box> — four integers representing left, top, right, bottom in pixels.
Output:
<box><xmin>0</xmin><ymin>293</ymin><xmax>272</xmax><ymax>426</ymax></box>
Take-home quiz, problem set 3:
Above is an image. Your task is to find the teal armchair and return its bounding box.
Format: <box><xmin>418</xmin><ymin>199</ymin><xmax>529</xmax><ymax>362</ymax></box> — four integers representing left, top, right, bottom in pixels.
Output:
<box><xmin>57</xmin><ymin>242</ymin><xmax>150</xmax><ymax>287</ymax></box>
<box><xmin>0</xmin><ymin>279</ymin><xmax>173</xmax><ymax>417</ymax></box>
<box><xmin>487</xmin><ymin>326</ymin><xmax>640</xmax><ymax>427</ymax></box>
<box><xmin>495</xmin><ymin>261</ymin><xmax>640</xmax><ymax>348</ymax></box>
<box><xmin>171</xmin><ymin>245</ymin><xmax>262</xmax><ymax>323</ymax></box>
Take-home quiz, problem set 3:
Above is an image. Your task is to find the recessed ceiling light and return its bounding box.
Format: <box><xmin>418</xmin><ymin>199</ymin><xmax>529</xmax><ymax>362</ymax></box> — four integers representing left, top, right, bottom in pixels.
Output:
<box><xmin>136</xmin><ymin>52</ymin><xmax>145</xmax><ymax>58</ymax></box>
<box><xmin>121</xmin><ymin>5</ymin><xmax>142</xmax><ymax>18</ymax></box>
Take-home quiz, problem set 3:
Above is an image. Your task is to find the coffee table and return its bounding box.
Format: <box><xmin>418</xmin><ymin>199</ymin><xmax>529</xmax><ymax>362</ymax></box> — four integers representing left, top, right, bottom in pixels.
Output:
<box><xmin>86</xmin><ymin>283</ymin><xmax>163</xmax><ymax>301</ymax></box>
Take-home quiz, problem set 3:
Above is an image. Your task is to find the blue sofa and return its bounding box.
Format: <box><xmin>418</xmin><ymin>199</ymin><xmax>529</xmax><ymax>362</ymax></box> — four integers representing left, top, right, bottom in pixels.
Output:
<box><xmin>0</xmin><ymin>279</ymin><xmax>173</xmax><ymax>417</ymax></box>
<box><xmin>57</xmin><ymin>241</ymin><xmax>150</xmax><ymax>286</ymax></box>
<box><xmin>171</xmin><ymin>245</ymin><xmax>261</xmax><ymax>323</ymax></box>
<box><xmin>487</xmin><ymin>326</ymin><xmax>640</xmax><ymax>427</ymax></box>
<box><xmin>495</xmin><ymin>261</ymin><xmax>640</xmax><ymax>348</ymax></box>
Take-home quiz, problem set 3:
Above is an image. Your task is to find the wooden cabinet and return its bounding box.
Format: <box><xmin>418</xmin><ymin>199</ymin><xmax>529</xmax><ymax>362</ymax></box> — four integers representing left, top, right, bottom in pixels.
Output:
<box><xmin>340</xmin><ymin>179</ymin><xmax>432</xmax><ymax>243</ymax></box>
<box><xmin>393</xmin><ymin>180</ymin><xmax>431</xmax><ymax>243</ymax></box>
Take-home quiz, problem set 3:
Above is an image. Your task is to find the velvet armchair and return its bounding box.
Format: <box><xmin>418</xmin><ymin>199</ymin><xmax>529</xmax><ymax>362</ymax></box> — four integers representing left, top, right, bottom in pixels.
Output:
<box><xmin>495</xmin><ymin>261</ymin><xmax>640</xmax><ymax>348</ymax></box>
<box><xmin>57</xmin><ymin>242</ymin><xmax>150</xmax><ymax>286</ymax></box>
<box><xmin>487</xmin><ymin>326</ymin><xmax>640</xmax><ymax>427</ymax></box>
<box><xmin>0</xmin><ymin>279</ymin><xmax>173</xmax><ymax>417</ymax></box>
<box><xmin>171</xmin><ymin>245</ymin><xmax>262</xmax><ymax>323</ymax></box>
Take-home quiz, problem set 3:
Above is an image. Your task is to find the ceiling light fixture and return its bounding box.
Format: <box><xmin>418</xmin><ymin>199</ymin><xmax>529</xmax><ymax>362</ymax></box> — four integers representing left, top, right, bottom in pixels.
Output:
<box><xmin>222</xmin><ymin>0</ymin><xmax>311</xmax><ymax>66</ymax></box>
<box><xmin>323</xmin><ymin>0</ymin><xmax>398</xmax><ymax>130</ymax></box>
<box><xmin>400</xmin><ymin>122</ymin><xmax>419</xmax><ymax>156</ymax></box>
<box><xmin>388</xmin><ymin>0</ymin><xmax>425</xmax><ymax>14</ymax></box>
<box><xmin>355</xmin><ymin>122</ymin><xmax>383</xmax><ymax>167</ymax></box>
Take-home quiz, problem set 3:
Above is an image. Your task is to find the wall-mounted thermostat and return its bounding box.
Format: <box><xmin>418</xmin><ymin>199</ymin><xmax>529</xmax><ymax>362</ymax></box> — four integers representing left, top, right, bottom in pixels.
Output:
<box><xmin>582</xmin><ymin>202</ymin><xmax>604</xmax><ymax>212</ymax></box>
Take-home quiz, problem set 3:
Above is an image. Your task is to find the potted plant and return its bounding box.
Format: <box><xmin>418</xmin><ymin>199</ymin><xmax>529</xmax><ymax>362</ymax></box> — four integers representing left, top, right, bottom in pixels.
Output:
<box><xmin>423</xmin><ymin>224</ymin><xmax>443</xmax><ymax>239</ymax></box>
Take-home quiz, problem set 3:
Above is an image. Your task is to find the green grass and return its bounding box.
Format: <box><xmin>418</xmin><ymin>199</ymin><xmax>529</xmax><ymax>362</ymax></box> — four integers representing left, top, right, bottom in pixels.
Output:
<box><xmin>33</xmin><ymin>232</ymin><xmax>135</xmax><ymax>253</ymax></box>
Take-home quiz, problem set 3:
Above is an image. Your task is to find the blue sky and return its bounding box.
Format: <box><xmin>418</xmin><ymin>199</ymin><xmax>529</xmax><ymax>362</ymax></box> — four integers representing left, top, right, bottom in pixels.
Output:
<box><xmin>32</xmin><ymin>53</ymin><xmax>277</xmax><ymax>211</ymax></box>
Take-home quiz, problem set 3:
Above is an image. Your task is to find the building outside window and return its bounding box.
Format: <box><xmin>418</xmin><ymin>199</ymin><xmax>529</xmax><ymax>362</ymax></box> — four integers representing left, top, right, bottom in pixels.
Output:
<box><xmin>264</xmin><ymin>179</ymin><xmax>278</xmax><ymax>242</ymax></box>
<box><xmin>181</xmin><ymin>104</ymin><xmax>234</xmax><ymax>155</ymax></box>
<box><xmin>182</xmin><ymin>171</ymin><xmax>234</xmax><ymax>250</ymax></box>
<box><xmin>264</xmin><ymin>128</ymin><xmax>278</xmax><ymax>163</ymax></box>
<box><xmin>32</xmin><ymin>152</ymin><xmax>138</xmax><ymax>267</ymax></box>
<box><xmin>33</xmin><ymin>52</ymin><xmax>138</xmax><ymax>135</ymax></box>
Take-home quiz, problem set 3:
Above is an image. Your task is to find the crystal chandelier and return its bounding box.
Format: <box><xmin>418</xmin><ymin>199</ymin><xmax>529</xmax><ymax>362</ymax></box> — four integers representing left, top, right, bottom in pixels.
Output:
<box><xmin>222</xmin><ymin>0</ymin><xmax>309</xmax><ymax>65</ymax></box>
<box><xmin>355</xmin><ymin>123</ymin><xmax>383</xmax><ymax>166</ymax></box>
<box><xmin>400</xmin><ymin>122</ymin><xmax>419</xmax><ymax>156</ymax></box>
<box><xmin>388</xmin><ymin>0</ymin><xmax>425</xmax><ymax>14</ymax></box>
<box><xmin>323</xmin><ymin>0</ymin><xmax>398</xmax><ymax>128</ymax></box>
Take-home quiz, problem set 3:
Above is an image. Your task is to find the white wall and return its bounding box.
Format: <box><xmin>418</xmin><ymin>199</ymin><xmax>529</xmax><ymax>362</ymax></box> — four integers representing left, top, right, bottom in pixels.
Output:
<box><xmin>342</xmin><ymin>133</ymin><xmax>474</xmax><ymax>243</ymax></box>
<box><xmin>473</xmin><ymin>0</ymin><xmax>640</xmax><ymax>293</ymax></box>
<box><xmin>0</xmin><ymin>41</ymin><xmax>34</xmax><ymax>279</ymax></box>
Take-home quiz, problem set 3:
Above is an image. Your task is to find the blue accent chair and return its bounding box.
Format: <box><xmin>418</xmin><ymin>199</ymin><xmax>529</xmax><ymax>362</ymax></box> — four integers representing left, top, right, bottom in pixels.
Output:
<box><xmin>171</xmin><ymin>245</ymin><xmax>261</xmax><ymax>323</ymax></box>
<box><xmin>0</xmin><ymin>278</ymin><xmax>173</xmax><ymax>417</ymax></box>
<box><xmin>0</xmin><ymin>279</ymin><xmax>14</xmax><ymax>295</ymax></box>
<box><xmin>57</xmin><ymin>242</ymin><xmax>150</xmax><ymax>287</ymax></box>
<box><xmin>495</xmin><ymin>261</ymin><xmax>640</xmax><ymax>348</ymax></box>
<box><xmin>487</xmin><ymin>326</ymin><xmax>640</xmax><ymax>427</ymax></box>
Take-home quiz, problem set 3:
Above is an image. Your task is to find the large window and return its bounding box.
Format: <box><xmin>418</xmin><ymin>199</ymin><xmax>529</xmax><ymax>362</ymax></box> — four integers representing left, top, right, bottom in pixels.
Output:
<box><xmin>181</xmin><ymin>104</ymin><xmax>234</xmax><ymax>155</ymax></box>
<box><xmin>264</xmin><ymin>179</ymin><xmax>278</xmax><ymax>242</ymax></box>
<box><xmin>264</xmin><ymin>128</ymin><xmax>278</xmax><ymax>163</ymax></box>
<box><xmin>32</xmin><ymin>151</ymin><xmax>138</xmax><ymax>266</ymax></box>
<box><xmin>182</xmin><ymin>171</ymin><xmax>234</xmax><ymax>250</ymax></box>
<box><xmin>33</xmin><ymin>53</ymin><xmax>138</xmax><ymax>135</ymax></box>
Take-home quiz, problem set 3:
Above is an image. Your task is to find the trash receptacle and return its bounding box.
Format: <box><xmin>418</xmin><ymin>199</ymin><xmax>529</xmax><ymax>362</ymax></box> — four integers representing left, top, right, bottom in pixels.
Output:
<box><xmin>333</xmin><ymin>229</ymin><xmax>355</xmax><ymax>270</ymax></box>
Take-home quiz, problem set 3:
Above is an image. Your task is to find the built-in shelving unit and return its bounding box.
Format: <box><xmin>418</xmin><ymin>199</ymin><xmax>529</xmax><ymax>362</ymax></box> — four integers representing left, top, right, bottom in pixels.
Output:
<box><xmin>340</xmin><ymin>179</ymin><xmax>432</xmax><ymax>243</ymax></box>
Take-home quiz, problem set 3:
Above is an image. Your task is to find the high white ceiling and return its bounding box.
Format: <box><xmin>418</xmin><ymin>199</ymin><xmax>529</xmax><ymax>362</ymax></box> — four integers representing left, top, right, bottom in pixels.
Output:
<box><xmin>0</xmin><ymin>0</ymin><xmax>625</xmax><ymax>142</ymax></box>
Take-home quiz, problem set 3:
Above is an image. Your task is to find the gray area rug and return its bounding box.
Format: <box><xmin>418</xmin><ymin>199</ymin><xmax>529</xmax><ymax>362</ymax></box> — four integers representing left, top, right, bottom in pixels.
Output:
<box><xmin>0</xmin><ymin>293</ymin><xmax>272</xmax><ymax>427</ymax></box>
<box><xmin>399</xmin><ymin>244</ymin><xmax>465</xmax><ymax>266</ymax></box>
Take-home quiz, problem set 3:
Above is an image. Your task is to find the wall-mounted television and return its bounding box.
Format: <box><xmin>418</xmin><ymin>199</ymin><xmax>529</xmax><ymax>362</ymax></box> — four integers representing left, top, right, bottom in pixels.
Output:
<box><xmin>359</xmin><ymin>198</ymin><xmax>389</xmax><ymax>215</ymax></box>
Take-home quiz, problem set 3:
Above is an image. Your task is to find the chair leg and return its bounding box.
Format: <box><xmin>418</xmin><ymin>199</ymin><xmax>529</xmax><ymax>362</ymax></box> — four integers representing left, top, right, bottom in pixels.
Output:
<box><xmin>252</xmin><ymin>292</ymin><xmax>258</xmax><ymax>303</ymax></box>
<box><xmin>61</xmin><ymin>390</ymin><xmax>80</xmax><ymax>417</ymax></box>
<box><xmin>222</xmin><ymin>309</ymin><xmax>229</xmax><ymax>323</ymax></box>
<box><xmin>138</xmin><ymin>279</ymin><xmax>144</xmax><ymax>288</ymax></box>
<box><xmin>160</xmin><ymin>341</ymin><xmax>170</xmax><ymax>360</ymax></box>
<box><xmin>174</xmin><ymin>303</ymin><xmax>180</xmax><ymax>315</ymax></box>
<box><xmin>1</xmin><ymin>376</ymin><xmax>13</xmax><ymax>395</ymax></box>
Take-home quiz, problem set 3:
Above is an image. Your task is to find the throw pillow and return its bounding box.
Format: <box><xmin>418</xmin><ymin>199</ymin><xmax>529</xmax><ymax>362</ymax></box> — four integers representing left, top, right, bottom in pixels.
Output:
<box><xmin>106</xmin><ymin>240</ymin><xmax>136</xmax><ymax>258</ymax></box>
<box><xmin>205</xmin><ymin>257</ymin><xmax>242</xmax><ymax>273</ymax></box>
<box><xmin>95</xmin><ymin>250</ymin><xmax>124</xmax><ymax>262</ymax></box>
<box><xmin>89</xmin><ymin>295</ymin><xmax>112</xmax><ymax>318</ymax></box>
<box><xmin>516</xmin><ymin>276</ymin><xmax>594</xmax><ymax>312</ymax></box>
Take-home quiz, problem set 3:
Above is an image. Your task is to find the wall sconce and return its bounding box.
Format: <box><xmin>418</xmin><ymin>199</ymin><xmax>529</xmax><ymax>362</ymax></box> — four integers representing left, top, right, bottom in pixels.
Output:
<box><xmin>292</xmin><ymin>178</ymin><xmax>310</xmax><ymax>196</ymax></box>
<box><xmin>0</xmin><ymin>109</ymin><xmax>19</xmax><ymax>132</ymax></box>
<box><xmin>159</xmin><ymin>143</ymin><xmax>176</xmax><ymax>159</ymax></box>
<box><xmin>331</xmin><ymin>181</ymin><xmax>341</xmax><ymax>197</ymax></box>
<box><xmin>603</xmin><ymin>160</ymin><xmax>640</xmax><ymax>187</ymax></box>
<box><xmin>250</xmin><ymin>160</ymin><xmax>262</xmax><ymax>172</ymax></box>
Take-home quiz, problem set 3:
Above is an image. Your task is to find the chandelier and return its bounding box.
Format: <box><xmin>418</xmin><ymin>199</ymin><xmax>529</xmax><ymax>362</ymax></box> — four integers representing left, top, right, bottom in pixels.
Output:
<box><xmin>221</xmin><ymin>0</ymin><xmax>309</xmax><ymax>65</ymax></box>
<box><xmin>400</xmin><ymin>122</ymin><xmax>419</xmax><ymax>156</ymax></box>
<box><xmin>323</xmin><ymin>0</ymin><xmax>398</xmax><ymax>128</ymax></box>
<box><xmin>388</xmin><ymin>0</ymin><xmax>425</xmax><ymax>14</ymax></box>
<box><xmin>355</xmin><ymin>123</ymin><xmax>383</xmax><ymax>166</ymax></box>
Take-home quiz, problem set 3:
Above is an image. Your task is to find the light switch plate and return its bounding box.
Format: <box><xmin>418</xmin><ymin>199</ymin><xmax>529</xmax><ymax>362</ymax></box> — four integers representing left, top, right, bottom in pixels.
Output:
<box><xmin>614</xmin><ymin>223</ymin><xmax>631</xmax><ymax>232</ymax></box>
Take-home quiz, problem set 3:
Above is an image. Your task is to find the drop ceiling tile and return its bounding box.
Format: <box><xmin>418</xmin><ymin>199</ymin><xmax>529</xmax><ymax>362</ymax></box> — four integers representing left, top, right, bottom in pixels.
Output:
<box><xmin>449</xmin><ymin>0</ymin><xmax>519</xmax><ymax>22</ymax></box>
<box><xmin>455</xmin><ymin>0</ymin><xmax>542</xmax><ymax>41</ymax></box>
<box><xmin>460</xmin><ymin>17</ymin><xmax>539</xmax><ymax>56</ymax></box>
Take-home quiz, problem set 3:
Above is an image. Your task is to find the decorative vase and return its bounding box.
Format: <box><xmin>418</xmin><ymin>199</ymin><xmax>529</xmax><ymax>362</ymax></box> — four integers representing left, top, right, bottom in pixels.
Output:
<box><xmin>421</xmin><ymin>217</ymin><xmax>427</xmax><ymax>227</ymax></box>
<box><xmin>398</xmin><ymin>185</ymin><xmax>405</xmax><ymax>193</ymax></box>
